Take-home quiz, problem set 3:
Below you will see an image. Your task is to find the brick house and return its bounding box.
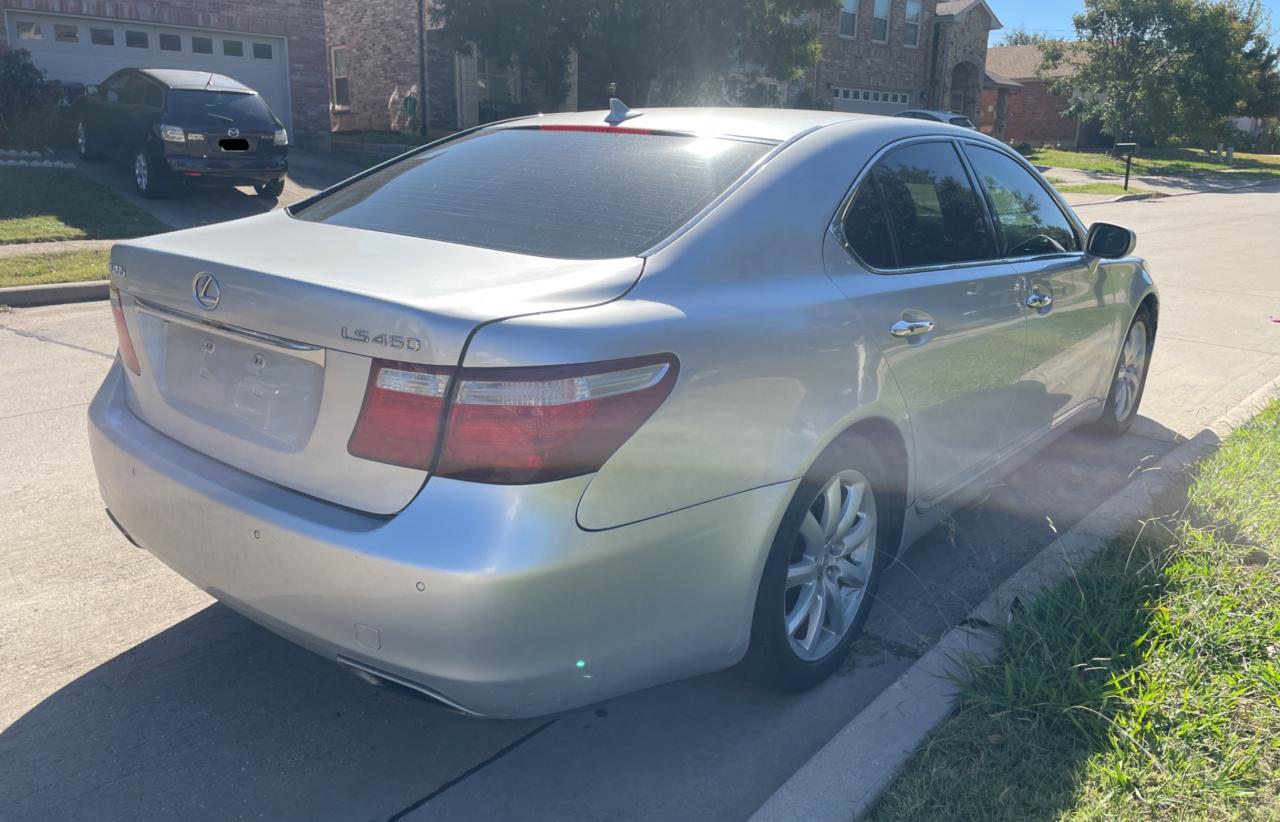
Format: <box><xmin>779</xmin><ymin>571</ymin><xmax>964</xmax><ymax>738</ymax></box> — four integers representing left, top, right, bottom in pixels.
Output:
<box><xmin>1</xmin><ymin>0</ymin><xmax>329</xmax><ymax>139</ymax></box>
<box><xmin>980</xmin><ymin>44</ymin><xmax>1089</xmax><ymax>147</ymax></box>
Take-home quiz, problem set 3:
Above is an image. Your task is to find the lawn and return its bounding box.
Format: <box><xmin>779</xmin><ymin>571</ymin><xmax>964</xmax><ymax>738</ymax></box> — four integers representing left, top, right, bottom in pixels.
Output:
<box><xmin>871</xmin><ymin>400</ymin><xmax>1280</xmax><ymax>821</ymax></box>
<box><xmin>1052</xmin><ymin>182</ymin><xmax>1161</xmax><ymax>197</ymax></box>
<box><xmin>0</xmin><ymin>167</ymin><xmax>169</xmax><ymax>244</ymax></box>
<box><xmin>0</xmin><ymin>249</ymin><xmax>110</xmax><ymax>288</ymax></box>
<box><xmin>1029</xmin><ymin>146</ymin><xmax>1280</xmax><ymax>182</ymax></box>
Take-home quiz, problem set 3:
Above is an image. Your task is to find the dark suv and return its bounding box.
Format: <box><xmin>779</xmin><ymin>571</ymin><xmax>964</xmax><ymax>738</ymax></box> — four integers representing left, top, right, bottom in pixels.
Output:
<box><xmin>76</xmin><ymin>68</ymin><xmax>288</xmax><ymax>199</ymax></box>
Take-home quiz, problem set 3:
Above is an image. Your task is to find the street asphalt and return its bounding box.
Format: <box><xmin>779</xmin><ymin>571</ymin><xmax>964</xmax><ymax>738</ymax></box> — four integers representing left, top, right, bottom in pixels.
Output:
<box><xmin>2</xmin><ymin>184</ymin><xmax>1278</xmax><ymax>821</ymax></box>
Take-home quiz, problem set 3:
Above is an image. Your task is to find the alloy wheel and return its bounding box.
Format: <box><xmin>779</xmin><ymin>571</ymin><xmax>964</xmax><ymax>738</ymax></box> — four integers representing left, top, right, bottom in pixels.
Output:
<box><xmin>1113</xmin><ymin>319</ymin><xmax>1148</xmax><ymax>421</ymax></box>
<box><xmin>134</xmin><ymin>151</ymin><xmax>149</xmax><ymax>192</ymax></box>
<box><xmin>76</xmin><ymin>122</ymin><xmax>87</xmax><ymax>156</ymax></box>
<box><xmin>784</xmin><ymin>469</ymin><xmax>877</xmax><ymax>662</ymax></box>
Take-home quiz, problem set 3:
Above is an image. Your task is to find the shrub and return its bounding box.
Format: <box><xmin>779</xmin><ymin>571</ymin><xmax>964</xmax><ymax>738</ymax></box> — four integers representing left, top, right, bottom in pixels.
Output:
<box><xmin>0</xmin><ymin>46</ymin><xmax>73</xmax><ymax>149</ymax></box>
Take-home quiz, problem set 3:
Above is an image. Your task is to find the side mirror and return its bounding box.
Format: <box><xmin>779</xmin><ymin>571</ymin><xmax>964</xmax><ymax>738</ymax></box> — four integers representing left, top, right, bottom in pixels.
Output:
<box><xmin>86</xmin><ymin>84</ymin><xmax>99</xmax><ymax>96</ymax></box>
<box><xmin>1086</xmin><ymin>222</ymin><xmax>1137</xmax><ymax>259</ymax></box>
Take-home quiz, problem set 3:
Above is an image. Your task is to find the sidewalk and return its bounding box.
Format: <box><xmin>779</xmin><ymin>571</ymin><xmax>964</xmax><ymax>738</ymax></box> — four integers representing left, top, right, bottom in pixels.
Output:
<box><xmin>0</xmin><ymin>239</ymin><xmax>115</xmax><ymax>260</ymax></box>
<box><xmin>1046</xmin><ymin>164</ymin><xmax>1278</xmax><ymax>206</ymax></box>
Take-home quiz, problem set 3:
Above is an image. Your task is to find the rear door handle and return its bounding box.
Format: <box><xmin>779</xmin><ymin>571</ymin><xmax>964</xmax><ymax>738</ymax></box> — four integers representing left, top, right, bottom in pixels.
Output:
<box><xmin>890</xmin><ymin>319</ymin><xmax>935</xmax><ymax>338</ymax></box>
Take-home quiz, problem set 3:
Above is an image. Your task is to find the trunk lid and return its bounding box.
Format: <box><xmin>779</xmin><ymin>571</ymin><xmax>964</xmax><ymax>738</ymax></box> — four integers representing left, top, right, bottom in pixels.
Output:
<box><xmin>110</xmin><ymin>211</ymin><xmax>642</xmax><ymax>514</ymax></box>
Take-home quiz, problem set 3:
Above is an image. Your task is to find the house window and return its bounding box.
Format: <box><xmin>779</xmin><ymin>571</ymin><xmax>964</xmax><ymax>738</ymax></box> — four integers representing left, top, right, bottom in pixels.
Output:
<box><xmin>125</xmin><ymin>30</ymin><xmax>148</xmax><ymax>49</ymax></box>
<box><xmin>872</xmin><ymin>0</ymin><xmax>890</xmax><ymax>42</ymax></box>
<box><xmin>253</xmin><ymin>43</ymin><xmax>272</xmax><ymax>59</ymax></box>
<box><xmin>223</xmin><ymin>39</ymin><xmax>243</xmax><ymax>57</ymax></box>
<box><xmin>159</xmin><ymin>33</ymin><xmax>181</xmax><ymax>51</ymax></box>
<box><xmin>192</xmin><ymin>36</ymin><xmax>212</xmax><ymax>54</ymax></box>
<box><xmin>16</xmin><ymin>21</ymin><xmax>41</xmax><ymax>40</ymax></box>
<box><xmin>478</xmin><ymin>57</ymin><xmax>518</xmax><ymax>103</ymax></box>
<box><xmin>55</xmin><ymin>24</ymin><xmax>79</xmax><ymax>44</ymax></box>
<box><xmin>904</xmin><ymin>0</ymin><xmax>922</xmax><ymax>46</ymax></box>
<box><xmin>90</xmin><ymin>28</ymin><xmax>114</xmax><ymax>46</ymax></box>
<box><xmin>862</xmin><ymin>90</ymin><xmax>871</xmax><ymax>100</ymax></box>
<box><xmin>330</xmin><ymin>46</ymin><xmax>352</xmax><ymax>109</ymax></box>
<box><xmin>839</xmin><ymin>0</ymin><xmax>857</xmax><ymax>38</ymax></box>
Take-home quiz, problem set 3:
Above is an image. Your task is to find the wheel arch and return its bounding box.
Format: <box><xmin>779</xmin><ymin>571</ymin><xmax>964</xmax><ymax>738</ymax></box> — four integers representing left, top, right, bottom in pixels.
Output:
<box><xmin>833</xmin><ymin>417</ymin><xmax>909</xmax><ymax>560</ymax></box>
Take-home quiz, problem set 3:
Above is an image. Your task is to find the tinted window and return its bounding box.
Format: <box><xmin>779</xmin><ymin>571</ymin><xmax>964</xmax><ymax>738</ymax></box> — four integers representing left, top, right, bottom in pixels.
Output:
<box><xmin>90</xmin><ymin>28</ymin><xmax>114</xmax><ymax>46</ymax></box>
<box><xmin>55</xmin><ymin>24</ymin><xmax>79</xmax><ymax>43</ymax></box>
<box><xmin>125</xmin><ymin>77</ymin><xmax>162</xmax><ymax>108</ymax></box>
<box><xmin>223</xmin><ymin>39</ymin><xmax>243</xmax><ymax>57</ymax></box>
<box><xmin>167</xmin><ymin>90</ymin><xmax>278</xmax><ymax>127</ymax></box>
<box><xmin>159</xmin><ymin>33</ymin><xmax>181</xmax><ymax>51</ymax></box>
<box><xmin>296</xmin><ymin>129</ymin><xmax>772</xmax><ymax>259</ymax></box>
<box><xmin>125</xmin><ymin>30</ymin><xmax>148</xmax><ymax>48</ymax></box>
<box><xmin>192</xmin><ymin>36</ymin><xmax>213</xmax><ymax>54</ymax></box>
<box><xmin>871</xmin><ymin>141</ymin><xmax>995</xmax><ymax>267</ymax></box>
<box><xmin>949</xmin><ymin>117</ymin><xmax>975</xmax><ymax>128</ymax></box>
<box><xmin>843</xmin><ymin>181</ymin><xmax>895</xmax><ymax>269</ymax></box>
<box><xmin>253</xmin><ymin>43</ymin><xmax>272</xmax><ymax>59</ymax></box>
<box><xmin>964</xmin><ymin>145</ymin><xmax>1080</xmax><ymax>257</ymax></box>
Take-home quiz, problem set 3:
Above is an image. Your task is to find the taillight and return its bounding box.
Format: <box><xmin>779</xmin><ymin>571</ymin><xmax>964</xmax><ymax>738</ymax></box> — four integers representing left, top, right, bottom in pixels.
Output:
<box><xmin>109</xmin><ymin>287</ymin><xmax>141</xmax><ymax>376</ymax></box>
<box><xmin>439</xmin><ymin>355</ymin><xmax>677</xmax><ymax>484</ymax></box>
<box><xmin>347</xmin><ymin>354</ymin><xmax>678</xmax><ymax>484</ymax></box>
<box><xmin>347</xmin><ymin>360</ymin><xmax>450</xmax><ymax>469</ymax></box>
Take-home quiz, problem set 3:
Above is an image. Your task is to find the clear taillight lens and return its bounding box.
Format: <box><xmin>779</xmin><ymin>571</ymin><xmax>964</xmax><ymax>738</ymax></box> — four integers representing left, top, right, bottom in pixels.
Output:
<box><xmin>109</xmin><ymin>287</ymin><xmax>141</xmax><ymax>376</ymax></box>
<box><xmin>159</xmin><ymin>124</ymin><xmax>186</xmax><ymax>143</ymax></box>
<box><xmin>273</xmin><ymin>128</ymin><xmax>288</xmax><ymax>146</ymax></box>
<box><xmin>346</xmin><ymin>355</ymin><xmax>678</xmax><ymax>483</ymax></box>
<box><xmin>439</xmin><ymin>356</ymin><xmax>677</xmax><ymax>484</ymax></box>
<box><xmin>347</xmin><ymin>361</ymin><xmax>451</xmax><ymax>470</ymax></box>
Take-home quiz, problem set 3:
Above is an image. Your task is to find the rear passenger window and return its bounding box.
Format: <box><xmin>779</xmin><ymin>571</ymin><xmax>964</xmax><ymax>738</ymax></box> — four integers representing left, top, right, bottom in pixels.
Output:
<box><xmin>843</xmin><ymin>182</ymin><xmax>895</xmax><ymax>269</ymax></box>
<box><xmin>963</xmin><ymin>145</ymin><xmax>1080</xmax><ymax>257</ymax></box>
<box><xmin>871</xmin><ymin>141</ymin><xmax>995</xmax><ymax>268</ymax></box>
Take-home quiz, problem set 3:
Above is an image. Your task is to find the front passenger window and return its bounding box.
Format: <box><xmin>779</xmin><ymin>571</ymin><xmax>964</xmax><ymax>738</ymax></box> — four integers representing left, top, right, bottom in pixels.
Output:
<box><xmin>963</xmin><ymin>144</ymin><xmax>1080</xmax><ymax>257</ymax></box>
<box><xmin>870</xmin><ymin>141</ymin><xmax>995</xmax><ymax>268</ymax></box>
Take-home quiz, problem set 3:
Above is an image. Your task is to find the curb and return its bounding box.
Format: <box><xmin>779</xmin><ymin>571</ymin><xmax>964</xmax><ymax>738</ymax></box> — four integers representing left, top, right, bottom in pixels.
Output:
<box><xmin>749</xmin><ymin>375</ymin><xmax>1280</xmax><ymax>822</ymax></box>
<box><xmin>0</xmin><ymin>280</ymin><xmax>109</xmax><ymax>307</ymax></box>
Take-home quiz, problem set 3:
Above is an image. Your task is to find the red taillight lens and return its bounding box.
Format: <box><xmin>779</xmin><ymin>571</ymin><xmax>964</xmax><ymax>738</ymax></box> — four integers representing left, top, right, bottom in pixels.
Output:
<box><xmin>109</xmin><ymin>287</ymin><xmax>141</xmax><ymax>376</ymax></box>
<box><xmin>347</xmin><ymin>360</ymin><xmax>451</xmax><ymax>470</ymax></box>
<box><xmin>438</xmin><ymin>355</ymin><xmax>678</xmax><ymax>484</ymax></box>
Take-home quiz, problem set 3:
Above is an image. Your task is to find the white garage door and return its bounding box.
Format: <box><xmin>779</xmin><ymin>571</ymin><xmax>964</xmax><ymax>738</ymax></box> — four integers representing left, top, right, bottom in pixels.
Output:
<box><xmin>5</xmin><ymin>12</ymin><xmax>292</xmax><ymax>131</ymax></box>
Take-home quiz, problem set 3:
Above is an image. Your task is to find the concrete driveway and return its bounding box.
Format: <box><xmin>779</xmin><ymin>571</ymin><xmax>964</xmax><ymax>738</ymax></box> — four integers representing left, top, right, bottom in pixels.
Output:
<box><xmin>3</xmin><ymin>185</ymin><xmax>1279</xmax><ymax>821</ymax></box>
<box><xmin>73</xmin><ymin>149</ymin><xmax>364</xmax><ymax>231</ymax></box>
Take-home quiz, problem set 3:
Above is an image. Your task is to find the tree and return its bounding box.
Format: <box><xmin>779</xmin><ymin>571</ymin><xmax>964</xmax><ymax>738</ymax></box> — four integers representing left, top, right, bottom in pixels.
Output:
<box><xmin>1000</xmin><ymin>26</ymin><xmax>1052</xmax><ymax>46</ymax></box>
<box><xmin>431</xmin><ymin>0</ymin><xmax>835</xmax><ymax>108</ymax></box>
<box><xmin>1042</xmin><ymin>0</ymin><xmax>1280</xmax><ymax>145</ymax></box>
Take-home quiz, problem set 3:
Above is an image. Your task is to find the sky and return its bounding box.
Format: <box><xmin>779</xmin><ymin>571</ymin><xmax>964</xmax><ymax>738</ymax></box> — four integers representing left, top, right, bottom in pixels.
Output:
<box><xmin>989</xmin><ymin>0</ymin><xmax>1280</xmax><ymax>45</ymax></box>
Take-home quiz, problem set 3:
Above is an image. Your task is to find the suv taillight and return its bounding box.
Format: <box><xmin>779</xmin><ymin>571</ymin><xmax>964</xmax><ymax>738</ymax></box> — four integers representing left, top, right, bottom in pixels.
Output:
<box><xmin>109</xmin><ymin>287</ymin><xmax>142</xmax><ymax>375</ymax></box>
<box><xmin>347</xmin><ymin>355</ymin><xmax>678</xmax><ymax>483</ymax></box>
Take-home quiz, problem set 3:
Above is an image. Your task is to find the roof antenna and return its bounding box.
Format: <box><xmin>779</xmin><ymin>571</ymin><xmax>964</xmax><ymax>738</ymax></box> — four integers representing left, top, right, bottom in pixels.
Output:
<box><xmin>605</xmin><ymin>98</ymin><xmax>643</xmax><ymax>126</ymax></box>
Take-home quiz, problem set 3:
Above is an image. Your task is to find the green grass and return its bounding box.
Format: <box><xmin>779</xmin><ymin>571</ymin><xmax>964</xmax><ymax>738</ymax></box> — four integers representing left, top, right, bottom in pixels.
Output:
<box><xmin>0</xmin><ymin>249</ymin><xmax>110</xmax><ymax>288</ymax></box>
<box><xmin>0</xmin><ymin>167</ymin><xmax>169</xmax><ymax>245</ymax></box>
<box><xmin>1053</xmin><ymin>182</ymin><xmax>1161</xmax><ymax>197</ymax></box>
<box><xmin>871</xmin><ymin>400</ymin><xmax>1280</xmax><ymax>821</ymax></box>
<box><xmin>1029</xmin><ymin>146</ymin><xmax>1280</xmax><ymax>182</ymax></box>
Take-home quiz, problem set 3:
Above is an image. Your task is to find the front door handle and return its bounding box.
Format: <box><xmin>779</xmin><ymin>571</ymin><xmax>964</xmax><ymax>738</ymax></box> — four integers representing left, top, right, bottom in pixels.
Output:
<box><xmin>890</xmin><ymin>319</ymin><xmax>935</xmax><ymax>338</ymax></box>
<box><xmin>1026</xmin><ymin>292</ymin><xmax>1053</xmax><ymax>310</ymax></box>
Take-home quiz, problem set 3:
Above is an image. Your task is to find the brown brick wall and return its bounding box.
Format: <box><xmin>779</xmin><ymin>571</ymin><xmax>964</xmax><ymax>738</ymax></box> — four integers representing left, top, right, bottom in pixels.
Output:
<box><xmin>324</xmin><ymin>0</ymin><xmax>423</xmax><ymax>133</ymax></box>
<box><xmin>1</xmin><ymin>0</ymin><xmax>329</xmax><ymax>135</ymax></box>
<box><xmin>981</xmin><ymin>80</ymin><xmax>1079</xmax><ymax>146</ymax></box>
<box><xmin>810</xmin><ymin>0</ymin><xmax>936</xmax><ymax>109</ymax></box>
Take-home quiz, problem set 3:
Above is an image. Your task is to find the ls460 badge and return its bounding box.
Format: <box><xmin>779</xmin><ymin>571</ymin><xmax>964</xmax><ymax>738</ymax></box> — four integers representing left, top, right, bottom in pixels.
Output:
<box><xmin>341</xmin><ymin>327</ymin><xmax>422</xmax><ymax>351</ymax></box>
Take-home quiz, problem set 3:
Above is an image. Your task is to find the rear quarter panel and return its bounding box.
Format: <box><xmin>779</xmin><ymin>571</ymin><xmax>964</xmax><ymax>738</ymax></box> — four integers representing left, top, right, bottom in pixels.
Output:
<box><xmin>461</xmin><ymin>119</ymin><xmax>927</xmax><ymax>530</ymax></box>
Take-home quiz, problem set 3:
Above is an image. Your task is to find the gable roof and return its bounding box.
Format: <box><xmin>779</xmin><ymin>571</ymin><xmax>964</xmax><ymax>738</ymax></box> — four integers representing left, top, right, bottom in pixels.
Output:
<box><xmin>984</xmin><ymin>44</ymin><xmax>1079</xmax><ymax>81</ymax></box>
<box><xmin>936</xmin><ymin>0</ymin><xmax>1003</xmax><ymax>30</ymax></box>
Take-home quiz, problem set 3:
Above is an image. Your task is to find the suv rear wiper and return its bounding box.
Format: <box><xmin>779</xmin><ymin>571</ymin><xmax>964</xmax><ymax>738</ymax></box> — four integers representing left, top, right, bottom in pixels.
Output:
<box><xmin>205</xmin><ymin>112</ymin><xmax>235</xmax><ymax>123</ymax></box>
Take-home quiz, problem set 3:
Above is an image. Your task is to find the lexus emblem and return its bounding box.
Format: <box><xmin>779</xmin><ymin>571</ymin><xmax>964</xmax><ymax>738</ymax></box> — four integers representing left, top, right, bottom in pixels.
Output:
<box><xmin>227</xmin><ymin>127</ymin><xmax>240</xmax><ymax>138</ymax></box>
<box><xmin>192</xmin><ymin>272</ymin><xmax>221</xmax><ymax>311</ymax></box>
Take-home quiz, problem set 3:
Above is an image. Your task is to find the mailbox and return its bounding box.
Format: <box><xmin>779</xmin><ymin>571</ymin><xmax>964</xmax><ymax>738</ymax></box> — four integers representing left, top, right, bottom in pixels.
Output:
<box><xmin>1114</xmin><ymin>142</ymin><xmax>1138</xmax><ymax>190</ymax></box>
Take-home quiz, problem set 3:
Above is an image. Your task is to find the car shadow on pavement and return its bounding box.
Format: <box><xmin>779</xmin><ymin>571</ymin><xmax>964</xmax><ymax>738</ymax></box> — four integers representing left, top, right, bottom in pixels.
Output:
<box><xmin>0</xmin><ymin>420</ymin><xmax>1183</xmax><ymax>822</ymax></box>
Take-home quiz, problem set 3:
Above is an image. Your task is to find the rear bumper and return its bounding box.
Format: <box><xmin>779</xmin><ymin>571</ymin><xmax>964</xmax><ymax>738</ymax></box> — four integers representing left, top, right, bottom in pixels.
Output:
<box><xmin>88</xmin><ymin>362</ymin><xmax>792</xmax><ymax>717</ymax></box>
<box><xmin>164</xmin><ymin>153</ymin><xmax>287</xmax><ymax>184</ymax></box>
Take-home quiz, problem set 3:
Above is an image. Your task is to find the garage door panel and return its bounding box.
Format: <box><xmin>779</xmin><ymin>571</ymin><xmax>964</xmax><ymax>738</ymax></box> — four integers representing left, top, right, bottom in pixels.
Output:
<box><xmin>4</xmin><ymin>13</ymin><xmax>291</xmax><ymax>131</ymax></box>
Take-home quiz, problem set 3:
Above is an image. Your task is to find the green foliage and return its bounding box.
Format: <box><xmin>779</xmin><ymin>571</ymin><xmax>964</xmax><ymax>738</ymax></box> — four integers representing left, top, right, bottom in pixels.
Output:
<box><xmin>430</xmin><ymin>0</ymin><xmax>835</xmax><ymax>108</ymax></box>
<box><xmin>0</xmin><ymin>46</ymin><xmax>73</xmax><ymax>149</ymax></box>
<box><xmin>0</xmin><ymin>46</ymin><xmax>46</xmax><ymax>113</ymax></box>
<box><xmin>1042</xmin><ymin>0</ymin><xmax>1280</xmax><ymax>146</ymax></box>
<box><xmin>1000</xmin><ymin>26</ymin><xmax>1053</xmax><ymax>46</ymax></box>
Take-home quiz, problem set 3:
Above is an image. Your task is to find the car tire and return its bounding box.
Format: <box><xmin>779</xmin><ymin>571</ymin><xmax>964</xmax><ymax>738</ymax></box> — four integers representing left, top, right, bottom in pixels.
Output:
<box><xmin>1091</xmin><ymin>305</ymin><xmax>1154</xmax><ymax>437</ymax></box>
<box><xmin>76</xmin><ymin>121</ymin><xmax>103</xmax><ymax>162</ymax></box>
<box><xmin>133</xmin><ymin>146</ymin><xmax>169</xmax><ymax>199</ymax></box>
<box><xmin>744</xmin><ymin>434</ymin><xmax>891</xmax><ymax>692</ymax></box>
<box><xmin>254</xmin><ymin>178</ymin><xmax>286</xmax><ymax>200</ymax></box>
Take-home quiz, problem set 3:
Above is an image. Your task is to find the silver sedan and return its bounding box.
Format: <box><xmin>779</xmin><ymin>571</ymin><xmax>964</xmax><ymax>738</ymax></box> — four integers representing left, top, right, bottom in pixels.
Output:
<box><xmin>89</xmin><ymin>105</ymin><xmax>1156</xmax><ymax>718</ymax></box>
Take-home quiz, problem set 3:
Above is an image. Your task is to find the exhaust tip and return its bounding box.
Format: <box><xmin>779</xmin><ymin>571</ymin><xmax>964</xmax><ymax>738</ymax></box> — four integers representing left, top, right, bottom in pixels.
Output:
<box><xmin>336</xmin><ymin>655</ymin><xmax>480</xmax><ymax>717</ymax></box>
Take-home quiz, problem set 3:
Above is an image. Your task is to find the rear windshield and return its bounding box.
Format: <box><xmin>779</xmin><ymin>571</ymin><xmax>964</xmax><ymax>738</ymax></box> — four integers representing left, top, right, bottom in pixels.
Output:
<box><xmin>293</xmin><ymin>128</ymin><xmax>773</xmax><ymax>259</ymax></box>
<box><xmin>167</xmin><ymin>90</ymin><xmax>278</xmax><ymax>127</ymax></box>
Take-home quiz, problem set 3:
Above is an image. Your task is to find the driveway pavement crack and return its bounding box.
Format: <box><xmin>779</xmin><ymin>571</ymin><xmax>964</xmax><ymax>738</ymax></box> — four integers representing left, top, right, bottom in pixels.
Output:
<box><xmin>0</xmin><ymin>324</ymin><xmax>113</xmax><ymax>360</ymax></box>
<box><xmin>385</xmin><ymin>719</ymin><xmax>557</xmax><ymax>821</ymax></box>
